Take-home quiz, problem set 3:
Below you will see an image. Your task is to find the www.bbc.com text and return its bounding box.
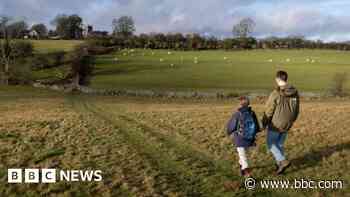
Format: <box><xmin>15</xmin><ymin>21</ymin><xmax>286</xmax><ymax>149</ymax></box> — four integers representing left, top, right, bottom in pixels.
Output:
<box><xmin>245</xmin><ymin>178</ymin><xmax>344</xmax><ymax>190</ymax></box>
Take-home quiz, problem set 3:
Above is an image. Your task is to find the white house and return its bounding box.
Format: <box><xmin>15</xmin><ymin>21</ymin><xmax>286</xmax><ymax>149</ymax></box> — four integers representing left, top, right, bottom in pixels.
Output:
<box><xmin>24</xmin><ymin>30</ymin><xmax>39</xmax><ymax>39</ymax></box>
<box><xmin>29</xmin><ymin>30</ymin><xmax>39</xmax><ymax>38</ymax></box>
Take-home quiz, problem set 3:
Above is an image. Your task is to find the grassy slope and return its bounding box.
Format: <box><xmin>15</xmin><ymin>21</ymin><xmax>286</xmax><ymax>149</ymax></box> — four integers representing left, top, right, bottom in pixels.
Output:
<box><xmin>91</xmin><ymin>49</ymin><xmax>350</xmax><ymax>93</ymax></box>
<box><xmin>29</xmin><ymin>40</ymin><xmax>82</xmax><ymax>82</ymax></box>
<box><xmin>30</xmin><ymin>40</ymin><xmax>83</xmax><ymax>53</ymax></box>
<box><xmin>0</xmin><ymin>87</ymin><xmax>348</xmax><ymax>196</ymax></box>
<box><xmin>94</xmin><ymin>97</ymin><xmax>350</xmax><ymax>196</ymax></box>
<box><xmin>26</xmin><ymin>40</ymin><xmax>350</xmax><ymax>93</ymax></box>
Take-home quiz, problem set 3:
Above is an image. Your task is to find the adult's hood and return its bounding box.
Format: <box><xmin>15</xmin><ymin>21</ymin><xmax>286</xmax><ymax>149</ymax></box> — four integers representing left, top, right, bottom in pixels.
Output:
<box><xmin>279</xmin><ymin>84</ymin><xmax>298</xmax><ymax>97</ymax></box>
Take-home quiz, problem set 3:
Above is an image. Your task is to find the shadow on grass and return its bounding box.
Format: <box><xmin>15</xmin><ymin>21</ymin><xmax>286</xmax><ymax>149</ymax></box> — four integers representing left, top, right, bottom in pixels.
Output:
<box><xmin>290</xmin><ymin>141</ymin><xmax>350</xmax><ymax>172</ymax></box>
<box><xmin>93</xmin><ymin>64</ymin><xmax>173</xmax><ymax>77</ymax></box>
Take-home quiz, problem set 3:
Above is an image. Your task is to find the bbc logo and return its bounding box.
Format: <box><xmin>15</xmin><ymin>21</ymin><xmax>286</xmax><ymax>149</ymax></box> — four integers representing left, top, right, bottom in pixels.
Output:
<box><xmin>8</xmin><ymin>169</ymin><xmax>56</xmax><ymax>183</ymax></box>
<box><xmin>8</xmin><ymin>169</ymin><xmax>103</xmax><ymax>183</ymax></box>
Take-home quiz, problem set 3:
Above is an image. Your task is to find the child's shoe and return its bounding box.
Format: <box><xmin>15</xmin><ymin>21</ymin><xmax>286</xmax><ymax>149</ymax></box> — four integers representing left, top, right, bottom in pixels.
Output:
<box><xmin>276</xmin><ymin>160</ymin><xmax>291</xmax><ymax>175</ymax></box>
<box><xmin>242</xmin><ymin>168</ymin><xmax>252</xmax><ymax>177</ymax></box>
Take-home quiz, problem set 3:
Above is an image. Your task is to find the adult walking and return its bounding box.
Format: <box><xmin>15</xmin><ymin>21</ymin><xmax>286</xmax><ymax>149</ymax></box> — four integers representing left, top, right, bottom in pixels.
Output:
<box><xmin>262</xmin><ymin>70</ymin><xmax>300</xmax><ymax>175</ymax></box>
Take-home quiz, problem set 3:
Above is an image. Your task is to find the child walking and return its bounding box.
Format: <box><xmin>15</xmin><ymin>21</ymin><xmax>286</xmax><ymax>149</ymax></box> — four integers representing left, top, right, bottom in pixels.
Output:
<box><xmin>226</xmin><ymin>96</ymin><xmax>260</xmax><ymax>177</ymax></box>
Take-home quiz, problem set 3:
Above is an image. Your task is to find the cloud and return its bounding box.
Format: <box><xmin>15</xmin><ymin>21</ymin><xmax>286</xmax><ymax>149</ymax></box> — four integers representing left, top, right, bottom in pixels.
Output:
<box><xmin>1</xmin><ymin>0</ymin><xmax>350</xmax><ymax>41</ymax></box>
<box><xmin>252</xmin><ymin>1</ymin><xmax>350</xmax><ymax>41</ymax></box>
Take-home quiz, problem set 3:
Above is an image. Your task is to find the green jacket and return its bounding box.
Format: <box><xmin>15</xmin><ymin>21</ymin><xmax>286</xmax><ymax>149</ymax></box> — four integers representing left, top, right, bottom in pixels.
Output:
<box><xmin>262</xmin><ymin>84</ymin><xmax>300</xmax><ymax>131</ymax></box>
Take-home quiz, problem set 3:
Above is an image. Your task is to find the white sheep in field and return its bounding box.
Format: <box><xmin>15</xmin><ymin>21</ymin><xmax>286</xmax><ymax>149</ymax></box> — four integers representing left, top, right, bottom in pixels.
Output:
<box><xmin>170</xmin><ymin>64</ymin><xmax>174</xmax><ymax>67</ymax></box>
<box><xmin>193</xmin><ymin>57</ymin><xmax>199</xmax><ymax>64</ymax></box>
<box><xmin>114</xmin><ymin>57</ymin><xmax>119</xmax><ymax>62</ymax></box>
<box><xmin>123</xmin><ymin>53</ymin><xmax>127</xmax><ymax>56</ymax></box>
<box><xmin>311</xmin><ymin>59</ymin><xmax>315</xmax><ymax>63</ymax></box>
<box><xmin>168</xmin><ymin>51</ymin><xmax>172</xmax><ymax>55</ymax></box>
<box><xmin>306</xmin><ymin>58</ymin><xmax>310</xmax><ymax>62</ymax></box>
<box><xmin>268</xmin><ymin>59</ymin><xmax>273</xmax><ymax>62</ymax></box>
<box><xmin>160</xmin><ymin>58</ymin><xmax>164</xmax><ymax>62</ymax></box>
<box><xmin>286</xmin><ymin>58</ymin><xmax>290</xmax><ymax>62</ymax></box>
<box><xmin>224</xmin><ymin>57</ymin><xmax>227</xmax><ymax>60</ymax></box>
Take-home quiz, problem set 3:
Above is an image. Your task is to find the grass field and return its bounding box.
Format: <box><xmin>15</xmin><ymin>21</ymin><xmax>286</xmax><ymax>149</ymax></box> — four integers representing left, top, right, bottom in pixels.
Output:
<box><xmin>91</xmin><ymin>49</ymin><xmax>350</xmax><ymax>93</ymax></box>
<box><xmin>0</xmin><ymin>87</ymin><xmax>349</xmax><ymax>196</ymax></box>
<box><xmin>28</xmin><ymin>40</ymin><xmax>82</xmax><ymax>82</ymax></box>
<box><xmin>30</xmin><ymin>40</ymin><xmax>83</xmax><ymax>53</ymax></box>
<box><xmin>2</xmin><ymin>41</ymin><xmax>350</xmax><ymax>196</ymax></box>
<box><xmin>27</xmin><ymin>40</ymin><xmax>350</xmax><ymax>93</ymax></box>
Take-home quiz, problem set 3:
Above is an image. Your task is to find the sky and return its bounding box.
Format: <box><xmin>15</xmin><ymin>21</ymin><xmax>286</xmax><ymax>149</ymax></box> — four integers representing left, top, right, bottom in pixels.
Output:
<box><xmin>1</xmin><ymin>0</ymin><xmax>350</xmax><ymax>42</ymax></box>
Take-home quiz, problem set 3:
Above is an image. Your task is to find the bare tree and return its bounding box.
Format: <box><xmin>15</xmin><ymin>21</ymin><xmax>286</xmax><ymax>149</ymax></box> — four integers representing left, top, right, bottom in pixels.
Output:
<box><xmin>70</xmin><ymin>44</ymin><xmax>95</xmax><ymax>88</ymax></box>
<box><xmin>330</xmin><ymin>72</ymin><xmax>347</xmax><ymax>97</ymax></box>
<box><xmin>0</xmin><ymin>16</ymin><xmax>12</xmax><ymax>85</ymax></box>
<box><xmin>232</xmin><ymin>17</ymin><xmax>255</xmax><ymax>38</ymax></box>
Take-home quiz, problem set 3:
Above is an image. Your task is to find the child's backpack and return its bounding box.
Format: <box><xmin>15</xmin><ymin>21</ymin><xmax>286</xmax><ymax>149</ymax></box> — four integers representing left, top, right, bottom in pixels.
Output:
<box><xmin>237</xmin><ymin>110</ymin><xmax>257</xmax><ymax>140</ymax></box>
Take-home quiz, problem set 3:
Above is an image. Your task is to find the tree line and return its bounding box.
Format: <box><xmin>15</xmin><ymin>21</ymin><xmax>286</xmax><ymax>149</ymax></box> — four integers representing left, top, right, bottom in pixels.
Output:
<box><xmin>1</xmin><ymin>14</ymin><xmax>350</xmax><ymax>51</ymax></box>
<box><xmin>1</xmin><ymin>14</ymin><xmax>350</xmax><ymax>88</ymax></box>
<box><xmin>90</xmin><ymin>33</ymin><xmax>350</xmax><ymax>51</ymax></box>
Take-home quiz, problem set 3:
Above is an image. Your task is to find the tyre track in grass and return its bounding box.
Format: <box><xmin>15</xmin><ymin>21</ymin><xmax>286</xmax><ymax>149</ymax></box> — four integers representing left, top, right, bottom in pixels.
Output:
<box><xmin>69</xmin><ymin>97</ymin><xmax>182</xmax><ymax>196</ymax></box>
<box><xmin>81</xmin><ymin>100</ymin><xmax>210</xmax><ymax>196</ymax></box>
<box><xmin>70</xmin><ymin>96</ymin><xmax>205</xmax><ymax>196</ymax></box>
<box><xmin>84</xmin><ymin>98</ymin><xmax>269</xmax><ymax>196</ymax></box>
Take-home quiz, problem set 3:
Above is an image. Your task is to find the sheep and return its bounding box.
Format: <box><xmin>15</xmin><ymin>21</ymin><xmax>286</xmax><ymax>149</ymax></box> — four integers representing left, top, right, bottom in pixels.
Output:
<box><xmin>168</xmin><ymin>51</ymin><xmax>172</xmax><ymax>55</ymax></box>
<box><xmin>286</xmin><ymin>58</ymin><xmax>290</xmax><ymax>62</ymax></box>
<box><xmin>268</xmin><ymin>59</ymin><xmax>273</xmax><ymax>62</ymax></box>
<box><xmin>160</xmin><ymin>58</ymin><xmax>164</xmax><ymax>62</ymax></box>
<box><xmin>224</xmin><ymin>57</ymin><xmax>228</xmax><ymax>60</ymax></box>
